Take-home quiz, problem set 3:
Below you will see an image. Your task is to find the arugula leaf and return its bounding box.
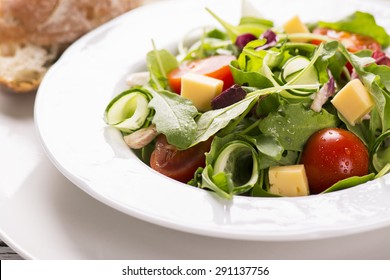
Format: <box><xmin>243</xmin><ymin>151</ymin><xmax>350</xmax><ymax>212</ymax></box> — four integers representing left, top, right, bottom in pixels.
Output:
<box><xmin>251</xmin><ymin>134</ymin><xmax>299</xmax><ymax>170</ymax></box>
<box><xmin>338</xmin><ymin>114</ymin><xmax>371</xmax><ymax>146</ymax></box>
<box><xmin>322</xmin><ymin>173</ymin><xmax>375</xmax><ymax>193</ymax></box>
<box><xmin>254</xmin><ymin>93</ymin><xmax>282</xmax><ymax>117</ymax></box>
<box><xmin>371</xmin><ymin>129</ymin><xmax>390</xmax><ymax>172</ymax></box>
<box><xmin>205</xmin><ymin>8</ymin><xmax>273</xmax><ymax>42</ymax></box>
<box><xmin>237</xmin><ymin>39</ymin><xmax>268</xmax><ymax>71</ymax></box>
<box><xmin>147</xmin><ymin>87</ymin><xmax>198</xmax><ymax>149</ymax></box>
<box><xmin>194</xmin><ymin>94</ymin><xmax>259</xmax><ymax>145</ymax></box>
<box><xmin>364</xmin><ymin>64</ymin><xmax>390</xmax><ymax>132</ymax></box>
<box><xmin>368</xmin><ymin>64</ymin><xmax>390</xmax><ymax>90</ymax></box>
<box><xmin>180</xmin><ymin>31</ymin><xmax>237</xmax><ymax>61</ymax></box>
<box><xmin>313</xmin><ymin>41</ymin><xmax>339</xmax><ymax>84</ymax></box>
<box><xmin>252</xmin><ymin>134</ymin><xmax>284</xmax><ymax>160</ymax></box>
<box><xmin>318</xmin><ymin>11</ymin><xmax>390</xmax><ymax>47</ymax></box>
<box><xmin>259</xmin><ymin>103</ymin><xmax>340</xmax><ymax>151</ymax></box>
<box><xmin>230</xmin><ymin>60</ymin><xmax>273</xmax><ymax>88</ymax></box>
<box><xmin>373</xmin><ymin>146</ymin><xmax>390</xmax><ymax>174</ymax></box>
<box><xmin>146</xmin><ymin>48</ymin><xmax>178</xmax><ymax>91</ymax></box>
<box><xmin>258</xmin><ymin>150</ymin><xmax>298</xmax><ymax>170</ymax></box>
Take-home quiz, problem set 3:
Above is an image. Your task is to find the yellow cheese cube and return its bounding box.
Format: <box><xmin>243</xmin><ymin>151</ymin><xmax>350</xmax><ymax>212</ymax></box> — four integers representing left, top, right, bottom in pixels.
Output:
<box><xmin>331</xmin><ymin>79</ymin><xmax>374</xmax><ymax>126</ymax></box>
<box><xmin>181</xmin><ymin>72</ymin><xmax>223</xmax><ymax>112</ymax></box>
<box><xmin>283</xmin><ymin>15</ymin><xmax>310</xmax><ymax>42</ymax></box>
<box><xmin>268</xmin><ymin>165</ymin><xmax>310</xmax><ymax>197</ymax></box>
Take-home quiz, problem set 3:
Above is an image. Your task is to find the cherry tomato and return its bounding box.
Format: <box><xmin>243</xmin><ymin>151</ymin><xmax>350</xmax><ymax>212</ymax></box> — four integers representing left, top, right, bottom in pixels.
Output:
<box><xmin>300</xmin><ymin>128</ymin><xmax>369</xmax><ymax>194</ymax></box>
<box><xmin>167</xmin><ymin>55</ymin><xmax>236</xmax><ymax>94</ymax></box>
<box><xmin>312</xmin><ymin>28</ymin><xmax>381</xmax><ymax>52</ymax></box>
<box><xmin>150</xmin><ymin>135</ymin><xmax>213</xmax><ymax>183</ymax></box>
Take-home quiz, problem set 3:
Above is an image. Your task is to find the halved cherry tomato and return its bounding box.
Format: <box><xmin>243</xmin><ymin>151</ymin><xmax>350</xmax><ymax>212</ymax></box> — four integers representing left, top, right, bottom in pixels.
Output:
<box><xmin>300</xmin><ymin>128</ymin><xmax>369</xmax><ymax>194</ymax></box>
<box><xmin>150</xmin><ymin>135</ymin><xmax>213</xmax><ymax>183</ymax></box>
<box><xmin>311</xmin><ymin>28</ymin><xmax>381</xmax><ymax>52</ymax></box>
<box><xmin>168</xmin><ymin>55</ymin><xmax>236</xmax><ymax>94</ymax></box>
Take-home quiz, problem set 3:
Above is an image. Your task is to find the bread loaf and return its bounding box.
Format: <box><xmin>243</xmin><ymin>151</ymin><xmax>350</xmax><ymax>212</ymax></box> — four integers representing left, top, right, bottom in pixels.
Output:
<box><xmin>0</xmin><ymin>0</ymin><xmax>141</xmax><ymax>92</ymax></box>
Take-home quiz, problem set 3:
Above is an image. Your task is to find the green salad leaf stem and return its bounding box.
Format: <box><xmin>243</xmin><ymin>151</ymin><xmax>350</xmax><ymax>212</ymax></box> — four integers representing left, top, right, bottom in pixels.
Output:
<box><xmin>205</xmin><ymin>8</ymin><xmax>273</xmax><ymax>42</ymax></box>
<box><xmin>146</xmin><ymin>45</ymin><xmax>178</xmax><ymax>91</ymax></box>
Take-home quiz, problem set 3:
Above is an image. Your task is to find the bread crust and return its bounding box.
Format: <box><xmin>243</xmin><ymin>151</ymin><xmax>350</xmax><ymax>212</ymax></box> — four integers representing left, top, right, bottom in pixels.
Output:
<box><xmin>0</xmin><ymin>0</ymin><xmax>140</xmax><ymax>92</ymax></box>
<box><xmin>0</xmin><ymin>0</ymin><xmax>138</xmax><ymax>45</ymax></box>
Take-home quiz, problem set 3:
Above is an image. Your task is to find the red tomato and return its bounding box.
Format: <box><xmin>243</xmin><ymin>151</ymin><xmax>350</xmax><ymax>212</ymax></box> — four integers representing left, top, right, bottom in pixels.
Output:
<box><xmin>300</xmin><ymin>128</ymin><xmax>369</xmax><ymax>194</ymax></box>
<box><xmin>150</xmin><ymin>135</ymin><xmax>213</xmax><ymax>183</ymax></box>
<box><xmin>167</xmin><ymin>55</ymin><xmax>236</xmax><ymax>94</ymax></box>
<box><xmin>312</xmin><ymin>28</ymin><xmax>381</xmax><ymax>52</ymax></box>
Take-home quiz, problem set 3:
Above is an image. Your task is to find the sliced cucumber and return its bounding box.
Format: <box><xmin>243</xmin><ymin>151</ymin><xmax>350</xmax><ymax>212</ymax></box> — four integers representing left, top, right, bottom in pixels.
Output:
<box><xmin>105</xmin><ymin>89</ymin><xmax>151</xmax><ymax>133</ymax></box>
<box><xmin>213</xmin><ymin>141</ymin><xmax>259</xmax><ymax>188</ymax></box>
<box><xmin>281</xmin><ymin>56</ymin><xmax>309</xmax><ymax>81</ymax></box>
<box><xmin>281</xmin><ymin>56</ymin><xmax>319</xmax><ymax>96</ymax></box>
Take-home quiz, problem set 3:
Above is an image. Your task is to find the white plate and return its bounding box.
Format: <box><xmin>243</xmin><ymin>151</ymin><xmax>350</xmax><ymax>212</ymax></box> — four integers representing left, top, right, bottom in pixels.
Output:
<box><xmin>35</xmin><ymin>0</ymin><xmax>390</xmax><ymax>241</ymax></box>
<box><xmin>1</xmin><ymin>84</ymin><xmax>390</xmax><ymax>260</ymax></box>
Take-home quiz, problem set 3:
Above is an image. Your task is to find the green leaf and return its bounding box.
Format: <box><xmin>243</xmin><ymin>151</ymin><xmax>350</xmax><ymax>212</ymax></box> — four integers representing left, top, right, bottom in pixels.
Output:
<box><xmin>368</xmin><ymin>64</ymin><xmax>390</xmax><ymax>89</ymax></box>
<box><xmin>181</xmin><ymin>36</ymin><xmax>237</xmax><ymax>61</ymax></box>
<box><xmin>205</xmin><ymin>8</ymin><xmax>273</xmax><ymax>42</ymax></box>
<box><xmin>237</xmin><ymin>39</ymin><xmax>268</xmax><ymax>71</ymax></box>
<box><xmin>194</xmin><ymin>94</ymin><xmax>259</xmax><ymax>145</ymax></box>
<box><xmin>364</xmin><ymin>64</ymin><xmax>390</xmax><ymax>132</ymax></box>
<box><xmin>251</xmin><ymin>134</ymin><xmax>299</xmax><ymax>170</ymax></box>
<box><xmin>371</xmin><ymin>129</ymin><xmax>390</xmax><ymax>172</ymax></box>
<box><xmin>318</xmin><ymin>11</ymin><xmax>390</xmax><ymax>47</ymax></box>
<box><xmin>252</xmin><ymin>134</ymin><xmax>284</xmax><ymax>160</ymax></box>
<box><xmin>147</xmin><ymin>87</ymin><xmax>198</xmax><ymax>149</ymax></box>
<box><xmin>337</xmin><ymin>114</ymin><xmax>371</xmax><ymax>146</ymax></box>
<box><xmin>254</xmin><ymin>93</ymin><xmax>282</xmax><ymax>117</ymax></box>
<box><xmin>322</xmin><ymin>173</ymin><xmax>375</xmax><ymax>193</ymax></box>
<box><xmin>313</xmin><ymin>41</ymin><xmax>339</xmax><ymax>84</ymax></box>
<box><xmin>259</xmin><ymin>103</ymin><xmax>340</xmax><ymax>151</ymax></box>
<box><xmin>146</xmin><ymin>48</ymin><xmax>178</xmax><ymax>91</ymax></box>
<box><xmin>258</xmin><ymin>150</ymin><xmax>298</xmax><ymax>170</ymax></box>
<box><xmin>373</xmin><ymin>146</ymin><xmax>390</xmax><ymax>173</ymax></box>
<box><xmin>230</xmin><ymin>60</ymin><xmax>273</xmax><ymax>88</ymax></box>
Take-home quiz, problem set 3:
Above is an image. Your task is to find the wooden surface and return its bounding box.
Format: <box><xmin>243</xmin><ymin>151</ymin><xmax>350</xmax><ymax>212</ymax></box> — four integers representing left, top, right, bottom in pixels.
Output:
<box><xmin>0</xmin><ymin>240</ymin><xmax>23</xmax><ymax>260</ymax></box>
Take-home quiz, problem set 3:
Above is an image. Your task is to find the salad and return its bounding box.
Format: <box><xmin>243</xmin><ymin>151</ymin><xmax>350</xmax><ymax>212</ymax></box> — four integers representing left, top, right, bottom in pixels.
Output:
<box><xmin>104</xmin><ymin>7</ymin><xmax>390</xmax><ymax>199</ymax></box>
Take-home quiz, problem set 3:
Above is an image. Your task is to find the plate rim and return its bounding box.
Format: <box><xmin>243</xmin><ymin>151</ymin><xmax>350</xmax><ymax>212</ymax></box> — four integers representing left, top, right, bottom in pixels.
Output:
<box><xmin>34</xmin><ymin>0</ymin><xmax>390</xmax><ymax>241</ymax></box>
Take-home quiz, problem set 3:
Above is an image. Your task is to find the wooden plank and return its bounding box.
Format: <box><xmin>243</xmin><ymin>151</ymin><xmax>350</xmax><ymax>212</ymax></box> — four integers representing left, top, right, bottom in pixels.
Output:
<box><xmin>0</xmin><ymin>241</ymin><xmax>23</xmax><ymax>260</ymax></box>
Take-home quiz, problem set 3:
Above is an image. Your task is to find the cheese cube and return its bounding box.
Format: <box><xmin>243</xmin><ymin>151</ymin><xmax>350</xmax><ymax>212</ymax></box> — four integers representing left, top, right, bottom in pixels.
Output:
<box><xmin>268</xmin><ymin>165</ymin><xmax>310</xmax><ymax>197</ymax></box>
<box><xmin>331</xmin><ymin>79</ymin><xmax>374</xmax><ymax>126</ymax></box>
<box><xmin>181</xmin><ymin>73</ymin><xmax>223</xmax><ymax>112</ymax></box>
<box><xmin>283</xmin><ymin>15</ymin><xmax>310</xmax><ymax>42</ymax></box>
